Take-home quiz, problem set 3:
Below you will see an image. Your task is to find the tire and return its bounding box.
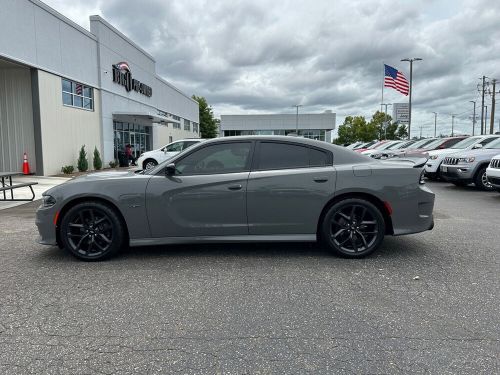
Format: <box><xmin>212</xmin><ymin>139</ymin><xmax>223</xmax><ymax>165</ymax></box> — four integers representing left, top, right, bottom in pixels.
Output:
<box><xmin>143</xmin><ymin>159</ymin><xmax>158</xmax><ymax>171</ymax></box>
<box><xmin>452</xmin><ymin>181</ymin><xmax>468</xmax><ymax>187</ymax></box>
<box><xmin>321</xmin><ymin>198</ymin><xmax>385</xmax><ymax>258</ymax></box>
<box><xmin>60</xmin><ymin>201</ymin><xmax>125</xmax><ymax>261</ymax></box>
<box><xmin>474</xmin><ymin>166</ymin><xmax>494</xmax><ymax>191</ymax></box>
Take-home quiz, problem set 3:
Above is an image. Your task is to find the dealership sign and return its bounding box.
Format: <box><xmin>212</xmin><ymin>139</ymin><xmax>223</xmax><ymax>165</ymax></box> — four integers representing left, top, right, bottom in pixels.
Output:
<box><xmin>392</xmin><ymin>103</ymin><xmax>409</xmax><ymax>124</ymax></box>
<box><xmin>112</xmin><ymin>62</ymin><xmax>152</xmax><ymax>97</ymax></box>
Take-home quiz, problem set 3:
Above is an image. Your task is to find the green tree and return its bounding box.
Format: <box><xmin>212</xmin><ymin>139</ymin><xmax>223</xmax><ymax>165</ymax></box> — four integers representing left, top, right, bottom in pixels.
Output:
<box><xmin>334</xmin><ymin>115</ymin><xmax>378</xmax><ymax>145</ymax></box>
<box><xmin>369</xmin><ymin>111</ymin><xmax>408</xmax><ymax>140</ymax></box>
<box><xmin>93</xmin><ymin>146</ymin><xmax>102</xmax><ymax>170</ymax></box>
<box><xmin>77</xmin><ymin>145</ymin><xmax>88</xmax><ymax>172</ymax></box>
<box><xmin>192</xmin><ymin>95</ymin><xmax>218</xmax><ymax>138</ymax></box>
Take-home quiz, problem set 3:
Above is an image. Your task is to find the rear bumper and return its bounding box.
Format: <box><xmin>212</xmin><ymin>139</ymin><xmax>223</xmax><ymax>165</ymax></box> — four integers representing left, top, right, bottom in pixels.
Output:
<box><xmin>391</xmin><ymin>184</ymin><xmax>435</xmax><ymax>236</ymax></box>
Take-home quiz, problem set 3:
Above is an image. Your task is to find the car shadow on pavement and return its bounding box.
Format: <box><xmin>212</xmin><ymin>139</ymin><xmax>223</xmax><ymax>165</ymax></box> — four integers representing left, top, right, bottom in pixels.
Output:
<box><xmin>33</xmin><ymin>235</ymin><xmax>428</xmax><ymax>265</ymax></box>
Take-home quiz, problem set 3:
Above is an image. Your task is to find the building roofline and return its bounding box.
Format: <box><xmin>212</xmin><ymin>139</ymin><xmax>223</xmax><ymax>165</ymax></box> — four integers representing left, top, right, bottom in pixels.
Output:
<box><xmin>155</xmin><ymin>74</ymin><xmax>198</xmax><ymax>104</ymax></box>
<box><xmin>89</xmin><ymin>15</ymin><xmax>156</xmax><ymax>62</ymax></box>
<box><xmin>29</xmin><ymin>0</ymin><xmax>97</xmax><ymax>40</ymax></box>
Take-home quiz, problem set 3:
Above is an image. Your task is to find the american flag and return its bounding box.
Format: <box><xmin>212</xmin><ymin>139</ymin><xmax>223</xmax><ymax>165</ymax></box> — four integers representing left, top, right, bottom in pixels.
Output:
<box><xmin>384</xmin><ymin>64</ymin><xmax>409</xmax><ymax>96</ymax></box>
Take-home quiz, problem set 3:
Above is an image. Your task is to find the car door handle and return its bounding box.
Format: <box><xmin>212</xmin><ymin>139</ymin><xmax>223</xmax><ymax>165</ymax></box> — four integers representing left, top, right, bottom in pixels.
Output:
<box><xmin>227</xmin><ymin>184</ymin><xmax>243</xmax><ymax>190</ymax></box>
<box><xmin>313</xmin><ymin>177</ymin><xmax>329</xmax><ymax>183</ymax></box>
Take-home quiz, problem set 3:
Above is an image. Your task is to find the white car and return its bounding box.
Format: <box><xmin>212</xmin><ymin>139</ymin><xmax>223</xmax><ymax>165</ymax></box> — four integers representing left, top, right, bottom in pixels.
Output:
<box><xmin>137</xmin><ymin>139</ymin><xmax>205</xmax><ymax>170</ymax></box>
<box><xmin>424</xmin><ymin>135</ymin><xmax>500</xmax><ymax>180</ymax></box>
<box><xmin>361</xmin><ymin>140</ymin><xmax>404</xmax><ymax>158</ymax></box>
<box><xmin>486</xmin><ymin>154</ymin><xmax>500</xmax><ymax>191</ymax></box>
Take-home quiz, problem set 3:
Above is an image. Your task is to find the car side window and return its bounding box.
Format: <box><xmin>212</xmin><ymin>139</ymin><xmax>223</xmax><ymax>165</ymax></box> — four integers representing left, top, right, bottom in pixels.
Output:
<box><xmin>174</xmin><ymin>142</ymin><xmax>252</xmax><ymax>175</ymax></box>
<box><xmin>183</xmin><ymin>141</ymin><xmax>199</xmax><ymax>149</ymax></box>
<box><xmin>257</xmin><ymin>142</ymin><xmax>330</xmax><ymax>170</ymax></box>
<box><xmin>165</xmin><ymin>142</ymin><xmax>184</xmax><ymax>152</ymax></box>
<box><xmin>480</xmin><ymin>137</ymin><xmax>497</xmax><ymax>146</ymax></box>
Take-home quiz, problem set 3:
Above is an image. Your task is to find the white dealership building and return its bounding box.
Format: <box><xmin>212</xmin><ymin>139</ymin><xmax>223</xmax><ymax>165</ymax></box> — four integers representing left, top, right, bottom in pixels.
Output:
<box><xmin>0</xmin><ymin>0</ymin><xmax>199</xmax><ymax>175</ymax></box>
<box><xmin>220</xmin><ymin>112</ymin><xmax>336</xmax><ymax>142</ymax></box>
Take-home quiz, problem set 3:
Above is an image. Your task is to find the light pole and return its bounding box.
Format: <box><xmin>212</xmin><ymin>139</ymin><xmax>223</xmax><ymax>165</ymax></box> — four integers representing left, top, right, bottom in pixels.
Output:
<box><xmin>432</xmin><ymin>112</ymin><xmax>437</xmax><ymax>137</ymax></box>
<box><xmin>469</xmin><ymin>100</ymin><xmax>476</xmax><ymax>135</ymax></box>
<box><xmin>381</xmin><ymin>103</ymin><xmax>392</xmax><ymax>139</ymax></box>
<box><xmin>292</xmin><ymin>104</ymin><xmax>303</xmax><ymax>135</ymax></box>
<box><xmin>451</xmin><ymin>114</ymin><xmax>456</xmax><ymax>136</ymax></box>
<box><xmin>401</xmin><ymin>57</ymin><xmax>423</xmax><ymax>139</ymax></box>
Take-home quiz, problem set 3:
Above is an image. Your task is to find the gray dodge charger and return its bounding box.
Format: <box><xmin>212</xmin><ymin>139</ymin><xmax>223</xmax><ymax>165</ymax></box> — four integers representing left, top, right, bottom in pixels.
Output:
<box><xmin>36</xmin><ymin>136</ymin><xmax>435</xmax><ymax>261</ymax></box>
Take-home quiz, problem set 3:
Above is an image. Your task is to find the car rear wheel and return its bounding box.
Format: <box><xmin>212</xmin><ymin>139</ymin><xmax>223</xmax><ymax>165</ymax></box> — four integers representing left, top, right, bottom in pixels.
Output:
<box><xmin>474</xmin><ymin>166</ymin><xmax>494</xmax><ymax>191</ymax></box>
<box><xmin>60</xmin><ymin>201</ymin><xmax>125</xmax><ymax>261</ymax></box>
<box><xmin>143</xmin><ymin>159</ymin><xmax>158</xmax><ymax>170</ymax></box>
<box><xmin>321</xmin><ymin>198</ymin><xmax>385</xmax><ymax>258</ymax></box>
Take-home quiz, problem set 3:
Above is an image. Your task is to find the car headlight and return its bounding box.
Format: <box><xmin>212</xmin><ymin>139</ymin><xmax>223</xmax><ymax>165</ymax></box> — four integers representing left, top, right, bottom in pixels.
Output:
<box><xmin>429</xmin><ymin>155</ymin><xmax>439</xmax><ymax>160</ymax></box>
<box><xmin>139</xmin><ymin>153</ymin><xmax>144</xmax><ymax>157</ymax></box>
<box><xmin>458</xmin><ymin>157</ymin><xmax>475</xmax><ymax>163</ymax></box>
<box><xmin>42</xmin><ymin>194</ymin><xmax>56</xmax><ymax>208</ymax></box>
<box><xmin>370</xmin><ymin>153</ymin><xmax>381</xmax><ymax>159</ymax></box>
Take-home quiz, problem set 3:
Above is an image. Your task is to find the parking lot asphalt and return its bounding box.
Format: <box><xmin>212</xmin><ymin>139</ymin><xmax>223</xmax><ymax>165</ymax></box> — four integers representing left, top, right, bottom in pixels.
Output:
<box><xmin>0</xmin><ymin>181</ymin><xmax>499</xmax><ymax>374</ymax></box>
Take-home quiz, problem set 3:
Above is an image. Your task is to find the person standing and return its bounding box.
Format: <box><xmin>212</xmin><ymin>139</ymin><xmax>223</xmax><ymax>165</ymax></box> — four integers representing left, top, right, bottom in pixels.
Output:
<box><xmin>124</xmin><ymin>144</ymin><xmax>136</xmax><ymax>166</ymax></box>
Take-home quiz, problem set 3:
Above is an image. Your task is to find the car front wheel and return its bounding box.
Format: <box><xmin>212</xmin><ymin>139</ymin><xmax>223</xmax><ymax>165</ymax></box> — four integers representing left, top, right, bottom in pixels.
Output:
<box><xmin>60</xmin><ymin>201</ymin><xmax>125</xmax><ymax>261</ymax></box>
<box><xmin>474</xmin><ymin>166</ymin><xmax>494</xmax><ymax>191</ymax></box>
<box><xmin>143</xmin><ymin>159</ymin><xmax>158</xmax><ymax>170</ymax></box>
<box><xmin>321</xmin><ymin>198</ymin><xmax>385</xmax><ymax>258</ymax></box>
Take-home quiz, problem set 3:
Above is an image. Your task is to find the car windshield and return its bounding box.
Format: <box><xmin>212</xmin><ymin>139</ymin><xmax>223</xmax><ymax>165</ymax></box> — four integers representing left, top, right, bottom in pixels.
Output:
<box><xmin>407</xmin><ymin>139</ymin><xmax>432</xmax><ymax>149</ymax></box>
<box><xmin>422</xmin><ymin>139</ymin><xmax>444</xmax><ymax>149</ymax></box>
<box><xmin>394</xmin><ymin>141</ymin><xmax>414</xmax><ymax>149</ymax></box>
<box><xmin>377</xmin><ymin>142</ymin><xmax>398</xmax><ymax>150</ymax></box>
<box><xmin>449</xmin><ymin>137</ymin><xmax>481</xmax><ymax>149</ymax></box>
<box><xmin>484</xmin><ymin>138</ymin><xmax>500</xmax><ymax>149</ymax></box>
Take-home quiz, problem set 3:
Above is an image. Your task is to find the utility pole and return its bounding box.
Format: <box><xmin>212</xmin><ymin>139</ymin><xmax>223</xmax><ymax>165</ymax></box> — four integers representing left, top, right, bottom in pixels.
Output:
<box><xmin>451</xmin><ymin>114</ymin><xmax>456</xmax><ymax>137</ymax></box>
<box><xmin>480</xmin><ymin>76</ymin><xmax>487</xmax><ymax>134</ymax></box>
<box><xmin>485</xmin><ymin>105</ymin><xmax>488</xmax><ymax>133</ymax></box>
<box><xmin>432</xmin><ymin>112</ymin><xmax>437</xmax><ymax>137</ymax></box>
<box><xmin>469</xmin><ymin>100</ymin><xmax>476</xmax><ymax>135</ymax></box>
<box><xmin>292</xmin><ymin>104</ymin><xmax>303</xmax><ymax>135</ymax></box>
<box><xmin>401</xmin><ymin>58</ymin><xmax>423</xmax><ymax>139</ymax></box>
<box><xmin>490</xmin><ymin>79</ymin><xmax>496</xmax><ymax>134</ymax></box>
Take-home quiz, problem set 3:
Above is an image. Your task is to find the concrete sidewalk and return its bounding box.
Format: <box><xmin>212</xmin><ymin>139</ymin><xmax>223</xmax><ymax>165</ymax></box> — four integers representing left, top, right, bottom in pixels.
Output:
<box><xmin>0</xmin><ymin>175</ymin><xmax>70</xmax><ymax>210</ymax></box>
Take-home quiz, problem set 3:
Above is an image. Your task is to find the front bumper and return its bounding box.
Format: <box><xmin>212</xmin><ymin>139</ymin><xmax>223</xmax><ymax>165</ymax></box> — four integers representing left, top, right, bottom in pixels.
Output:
<box><xmin>440</xmin><ymin>164</ymin><xmax>475</xmax><ymax>183</ymax></box>
<box><xmin>35</xmin><ymin>206</ymin><xmax>58</xmax><ymax>246</ymax></box>
<box><xmin>486</xmin><ymin>166</ymin><xmax>500</xmax><ymax>188</ymax></box>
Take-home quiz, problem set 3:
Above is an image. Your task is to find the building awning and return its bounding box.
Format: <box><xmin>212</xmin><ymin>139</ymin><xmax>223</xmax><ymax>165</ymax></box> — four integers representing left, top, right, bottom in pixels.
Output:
<box><xmin>112</xmin><ymin>112</ymin><xmax>180</xmax><ymax>125</ymax></box>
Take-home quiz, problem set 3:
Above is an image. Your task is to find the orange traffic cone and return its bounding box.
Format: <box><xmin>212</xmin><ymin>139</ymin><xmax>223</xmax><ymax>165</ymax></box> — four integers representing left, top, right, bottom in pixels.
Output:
<box><xmin>22</xmin><ymin>152</ymin><xmax>30</xmax><ymax>175</ymax></box>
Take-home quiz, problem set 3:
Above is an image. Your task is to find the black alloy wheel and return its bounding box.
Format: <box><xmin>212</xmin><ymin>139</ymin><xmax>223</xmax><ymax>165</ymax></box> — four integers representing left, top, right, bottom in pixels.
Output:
<box><xmin>322</xmin><ymin>198</ymin><xmax>385</xmax><ymax>258</ymax></box>
<box><xmin>60</xmin><ymin>201</ymin><xmax>124</xmax><ymax>261</ymax></box>
<box><xmin>474</xmin><ymin>166</ymin><xmax>494</xmax><ymax>191</ymax></box>
<box><xmin>144</xmin><ymin>159</ymin><xmax>158</xmax><ymax>170</ymax></box>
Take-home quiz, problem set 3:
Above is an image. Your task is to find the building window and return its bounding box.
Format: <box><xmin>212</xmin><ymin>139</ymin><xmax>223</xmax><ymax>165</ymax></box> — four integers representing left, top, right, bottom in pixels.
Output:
<box><xmin>113</xmin><ymin>121</ymin><xmax>152</xmax><ymax>161</ymax></box>
<box><xmin>173</xmin><ymin>121</ymin><xmax>181</xmax><ymax>129</ymax></box>
<box><xmin>62</xmin><ymin>78</ymin><xmax>94</xmax><ymax>110</ymax></box>
<box><xmin>193</xmin><ymin>122</ymin><xmax>199</xmax><ymax>133</ymax></box>
<box><xmin>184</xmin><ymin>119</ymin><xmax>191</xmax><ymax>131</ymax></box>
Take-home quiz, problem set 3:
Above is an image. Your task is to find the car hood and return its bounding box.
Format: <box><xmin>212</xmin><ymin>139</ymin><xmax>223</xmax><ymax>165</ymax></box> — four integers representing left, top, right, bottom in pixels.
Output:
<box><xmin>427</xmin><ymin>148</ymin><xmax>462</xmax><ymax>157</ymax></box>
<box><xmin>67</xmin><ymin>170</ymin><xmax>138</xmax><ymax>183</ymax></box>
<box><xmin>447</xmin><ymin>148</ymin><xmax>500</xmax><ymax>158</ymax></box>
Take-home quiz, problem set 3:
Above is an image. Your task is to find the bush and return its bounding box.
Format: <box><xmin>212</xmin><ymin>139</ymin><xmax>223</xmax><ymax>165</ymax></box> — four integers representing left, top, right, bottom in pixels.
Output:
<box><xmin>77</xmin><ymin>145</ymin><xmax>89</xmax><ymax>172</ymax></box>
<box><xmin>61</xmin><ymin>165</ymin><xmax>74</xmax><ymax>174</ymax></box>
<box><xmin>109</xmin><ymin>160</ymin><xmax>118</xmax><ymax>168</ymax></box>
<box><xmin>93</xmin><ymin>147</ymin><xmax>102</xmax><ymax>170</ymax></box>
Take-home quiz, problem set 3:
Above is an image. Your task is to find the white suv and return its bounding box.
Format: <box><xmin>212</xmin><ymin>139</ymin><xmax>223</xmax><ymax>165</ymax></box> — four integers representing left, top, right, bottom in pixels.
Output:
<box><xmin>424</xmin><ymin>135</ymin><xmax>500</xmax><ymax>180</ymax></box>
<box><xmin>486</xmin><ymin>154</ymin><xmax>500</xmax><ymax>191</ymax></box>
<box><xmin>137</xmin><ymin>139</ymin><xmax>205</xmax><ymax>170</ymax></box>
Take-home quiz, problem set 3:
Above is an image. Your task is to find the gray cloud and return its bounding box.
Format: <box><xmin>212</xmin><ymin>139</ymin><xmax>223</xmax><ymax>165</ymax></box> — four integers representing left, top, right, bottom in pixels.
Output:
<box><xmin>43</xmin><ymin>0</ymin><xmax>500</xmax><ymax>137</ymax></box>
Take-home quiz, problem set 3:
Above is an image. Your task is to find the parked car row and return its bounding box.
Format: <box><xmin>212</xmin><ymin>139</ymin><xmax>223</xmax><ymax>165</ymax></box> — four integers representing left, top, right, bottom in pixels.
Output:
<box><xmin>344</xmin><ymin>135</ymin><xmax>500</xmax><ymax>191</ymax></box>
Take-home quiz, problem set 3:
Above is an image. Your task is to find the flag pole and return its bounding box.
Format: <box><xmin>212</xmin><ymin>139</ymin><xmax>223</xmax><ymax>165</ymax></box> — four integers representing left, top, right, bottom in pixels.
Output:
<box><xmin>381</xmin><ymin>63</ymin><xmax>384</xmax><ymax>115</ymax></box>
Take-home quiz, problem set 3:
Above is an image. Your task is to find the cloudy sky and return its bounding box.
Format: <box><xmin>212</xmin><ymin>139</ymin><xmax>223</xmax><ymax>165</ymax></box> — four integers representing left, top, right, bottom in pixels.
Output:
<box><xmin>44</xmin><ymin>0</ymin><xmax>500</xmax><ymax>137</ymax></box>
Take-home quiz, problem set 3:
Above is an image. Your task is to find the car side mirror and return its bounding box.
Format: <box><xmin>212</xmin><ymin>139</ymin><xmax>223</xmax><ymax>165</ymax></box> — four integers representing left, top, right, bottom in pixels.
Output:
<box><xmin>165</xmin><ymin>163</ymin><xmax>176</xmax><ymax>175</ymax></box>
<box><xmin>473</xmin><ymin>144</ymin><xmax>483</xmax><ymax>149</ymax></box>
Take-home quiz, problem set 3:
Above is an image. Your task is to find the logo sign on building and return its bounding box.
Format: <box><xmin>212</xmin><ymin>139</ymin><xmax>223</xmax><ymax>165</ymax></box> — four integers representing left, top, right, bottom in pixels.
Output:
<box><xmin>392</xmin><ymin>103</ymin><xmax>409</xmax><ymax>124</ymax></box>
<box><xmin>112</xmin><ymin>62</ymin><xmax>152</xmax><ymax>97</ymax></box>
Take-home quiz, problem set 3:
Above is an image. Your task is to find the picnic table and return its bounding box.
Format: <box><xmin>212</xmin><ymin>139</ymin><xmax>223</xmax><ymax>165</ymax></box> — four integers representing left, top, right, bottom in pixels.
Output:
<box><xmin>0</xmin><ymin>172</ymin><xmax>38</xmax><ymax>201</ymax></box>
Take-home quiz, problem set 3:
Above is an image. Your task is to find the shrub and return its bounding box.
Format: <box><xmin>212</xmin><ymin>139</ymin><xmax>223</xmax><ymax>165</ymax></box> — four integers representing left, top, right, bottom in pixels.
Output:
<box><xmin>77</xmin><ymin>145</ymin><xmax>89</xmax><ymax>172</ymax></box>
<box><xmin>93</xmin><ymin>147</ymin><xmax>102</xmax><ymax>170</ymax></box>
<box><xmin>109</xmin><ymin>160</ymin><xmax>118</xmax><ymax>168</ymax></box>
<box><xmin>61</xmin><ymin>165</ymin><xmax>74</xmax><ymax>174</ymax></box>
